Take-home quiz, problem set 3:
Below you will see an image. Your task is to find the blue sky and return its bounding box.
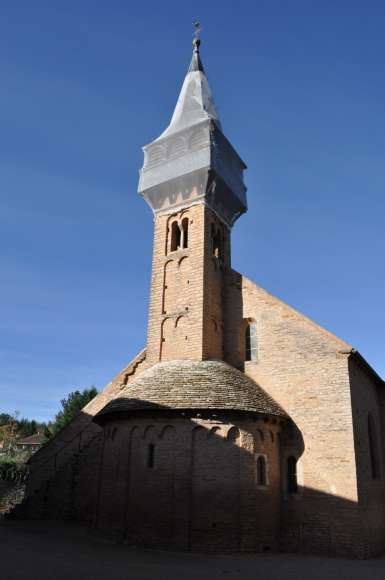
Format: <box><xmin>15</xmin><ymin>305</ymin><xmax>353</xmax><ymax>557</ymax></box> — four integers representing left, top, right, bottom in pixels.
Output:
<box><xmin>1</xmin><ymin>0</ymin><xmax>384</xmax><ymax>422</ymax></box>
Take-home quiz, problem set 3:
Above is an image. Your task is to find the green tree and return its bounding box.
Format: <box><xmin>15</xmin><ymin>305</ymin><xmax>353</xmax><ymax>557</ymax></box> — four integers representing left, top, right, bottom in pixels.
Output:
<box><xmin>0</xmin><ymin>411</ymin><xmax>20</xmax><ymax>455</ymax></box>
<box><xmin>17</xmin><ymin>418</ymin><xmax>41</xmax><ymax>438</ymax></box>
<box><xmin>0</xmin><ymin>413</ymin><xmax>13</xmax><ymax>426</ymax></box>
<box><xmin>50</xmin><ymin>387</ymin><xmax>98</xmax><ymax>436</ymax></box>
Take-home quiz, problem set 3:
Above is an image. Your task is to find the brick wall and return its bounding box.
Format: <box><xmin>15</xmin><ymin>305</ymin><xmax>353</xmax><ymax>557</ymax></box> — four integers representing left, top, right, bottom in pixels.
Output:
<box><xmin>96</xmin><ymin>413</ymin><xmax>281</xmax><ymax>551</ymax></box>
<box><xmin>25</xmin><ymin>349</ymin><xmax>147</xmax><ymax>497</ymax></box>
<box><xmin>146</xmin><ymin>204</ymin><xmax>229</xmax><ymax>365</ymax></box>
<box><xmin>11</xmin><ymin>431</ymin><xmax>104</xmax><ymax>523</ymax></box>
<box><xmin>223</xmin><ymin>272</ymin><xmax>369</xmax><ymax>556</ymax></box>
<box><xmin>349</xmin><ymin>356</ymin><xmax>385</xmax><ymax>555</ymax></box>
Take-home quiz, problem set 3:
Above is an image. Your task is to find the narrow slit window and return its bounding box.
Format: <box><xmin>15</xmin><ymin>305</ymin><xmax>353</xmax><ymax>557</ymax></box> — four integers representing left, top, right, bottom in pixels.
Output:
<box><xmin>368</xmin><ymin>413</ymin><xmax>379</xmax><ymax>480</ymax></box>
<box><xmin>256</xmin><ymin>455</ymin><xmax>267</xmax><ymax>486</ymax></box>
<box><xmin>245</xmin><ymin>322</ymin><xmax>258</xmax><ymax>361</ymax></box>
<box><xmin>287</xmin><ymin>456</ymin><xmax>298</xmax><ymax>494</ymax></box>
<box><xmin>147</xmin><ymin>443</ymin><xmax>155</xmax><ymax>469</ymax></box>
<box><xmin>181</xmin><ymin>217</ymin><xmax>189</xmax><ymax>249</ymax></box>
<box><xmin>170</xmin><ymin>221</ymin><xmax>181</xmax><ymax>252</ymax></box>
<box><xmin>212</xmin><ymin>229</ymin><xmax>222</xmax><ymax>259</ymax></box>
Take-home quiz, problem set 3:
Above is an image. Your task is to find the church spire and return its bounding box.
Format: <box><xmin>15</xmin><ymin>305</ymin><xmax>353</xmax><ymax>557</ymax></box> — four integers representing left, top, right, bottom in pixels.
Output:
<box><xmin>158</xmin><ymin>33</ymin><xmax>222</xmax><ymax>140</ymax></box>
<box><xmin>138</xmin><ymin>33</ymin><xmax>247</xmax><ymax>228</ymax></box>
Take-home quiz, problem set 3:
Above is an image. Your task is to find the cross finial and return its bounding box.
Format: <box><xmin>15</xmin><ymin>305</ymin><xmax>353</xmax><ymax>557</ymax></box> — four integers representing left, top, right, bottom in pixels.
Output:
<box><xmin>193</xmin><ymin>21</ymin><xmax>202</xmax><ymax>52</ymax></box>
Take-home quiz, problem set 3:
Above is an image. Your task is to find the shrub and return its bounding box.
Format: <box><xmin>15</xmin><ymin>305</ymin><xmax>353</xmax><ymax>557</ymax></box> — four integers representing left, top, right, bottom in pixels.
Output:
<box><xmin>0</xmin><ymin>458</ymin><xmax>28</xmax><ymax>482</ymax></box>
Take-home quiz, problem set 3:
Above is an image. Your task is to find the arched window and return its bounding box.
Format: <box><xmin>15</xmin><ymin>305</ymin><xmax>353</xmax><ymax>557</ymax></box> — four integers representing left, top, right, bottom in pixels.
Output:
<box><xmin>147</xmin><ymin>443</ymin><xmax>155</xmax><ymax>469</ymax></box>
<box><xmin>170</xmin><ymin>221</ymin><xmax>181</xmax><ymax>252</ymax></box>
<box><xmin>368</xmin><ymin>413</ymin><xmax>379</xmax><ymax>480</ymax></box>
<box><xmin>245</xmin><ymin>322</ymin><xmax>258</xmax><ymax>361</ymax></box>
<box><xmin>287</xmin><ymin>456</ymin><xmax>298</xmax><ymax>493</ymax></box>
<box><xmin>256</xmin><ymin>455</ymin><xmax>267</xmax><ymax>486</ymax></box>
<box><xmin>181</xmin><ymin>217</ymin><xmax>189</xmax><ymax>249</ymax></box>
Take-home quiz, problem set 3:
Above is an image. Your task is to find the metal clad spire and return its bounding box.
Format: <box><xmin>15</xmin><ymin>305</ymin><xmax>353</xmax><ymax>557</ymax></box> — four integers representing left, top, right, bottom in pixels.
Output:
<box><xmin>138</xmin><ymin>28</ymin><xmax>247</xmax><ymax>227</ymax></box>
<box><xmin>157</xmin><ymin>24</ymin><xmax>221</xmax><ymax>139</ymax></box>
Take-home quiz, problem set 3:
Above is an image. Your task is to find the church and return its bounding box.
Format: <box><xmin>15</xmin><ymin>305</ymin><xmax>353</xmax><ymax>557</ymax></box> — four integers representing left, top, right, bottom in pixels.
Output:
<box><xmin>11</xmin><ymin>37</ymin><xmax>385</xmax><ymax>558</ymax></box>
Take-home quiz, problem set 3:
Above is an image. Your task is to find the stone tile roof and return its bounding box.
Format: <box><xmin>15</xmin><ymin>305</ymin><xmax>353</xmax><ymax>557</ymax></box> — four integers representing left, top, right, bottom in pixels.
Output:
<box><xmin>94</xmin><ymin>360</ymin><xmax>287</xmax><ymax>421</ymax></box>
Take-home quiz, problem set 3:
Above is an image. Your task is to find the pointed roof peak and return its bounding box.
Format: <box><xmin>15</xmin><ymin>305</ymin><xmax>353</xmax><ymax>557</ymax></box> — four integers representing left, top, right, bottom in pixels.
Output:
<box><xmin>156</xmin><ymin>33</ymin><xmax>221</xmax><ymax>140</ymax></box>
<box><xmin>188</xmin><ymin>37</ymin><xmax>204</xmax><ymax>73</ymax></box>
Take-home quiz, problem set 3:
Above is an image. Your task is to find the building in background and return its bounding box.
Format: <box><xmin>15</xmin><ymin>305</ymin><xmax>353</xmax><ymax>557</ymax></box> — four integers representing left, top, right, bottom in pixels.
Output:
<box><xmin>16</xmin><ymin>433</ymin><xmax>45</xmax><ymax>455</ymax></box>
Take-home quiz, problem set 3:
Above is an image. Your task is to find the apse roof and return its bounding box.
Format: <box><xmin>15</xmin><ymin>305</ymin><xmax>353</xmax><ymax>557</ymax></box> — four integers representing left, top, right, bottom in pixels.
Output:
<box><xmin>94</xmin><ymin>360</ymin><xmax>287</xmax><ymax>421</ymax></box>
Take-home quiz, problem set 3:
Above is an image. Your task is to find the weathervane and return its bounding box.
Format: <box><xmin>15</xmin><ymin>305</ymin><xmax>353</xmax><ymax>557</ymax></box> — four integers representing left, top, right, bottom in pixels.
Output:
<box><xmin>193</xmin><ymin>21</ymin><xmax>202</xmax><ymax>51</ymax></box>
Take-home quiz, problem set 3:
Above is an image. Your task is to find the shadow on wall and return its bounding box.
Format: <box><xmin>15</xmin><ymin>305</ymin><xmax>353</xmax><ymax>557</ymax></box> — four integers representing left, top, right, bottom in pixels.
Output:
<box><xmin>13</xmin><ymin>397</ymin><xmax>381</xmax><ymax>559</ymax></box>
<box><xmin>94</xmin><ymin>403</ymin><xmax>289</xmax><ymax>554</ymax></box>
<box><xmin>9</xmin><ymin>398</ymin><xmax>383</xmax><ymax>558</ymax></box>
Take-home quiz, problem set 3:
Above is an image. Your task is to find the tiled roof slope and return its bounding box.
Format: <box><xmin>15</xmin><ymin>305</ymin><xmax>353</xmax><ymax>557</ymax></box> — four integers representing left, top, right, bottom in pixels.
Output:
<box><xmin>94</xmin><ymin>360</ymin><xmax>287</xmax><ymax>420</ymax></box>
<box><xmin>17</xmin><ymin>433</ymin><xmax>45</xmax><ymax>445</ymax></box>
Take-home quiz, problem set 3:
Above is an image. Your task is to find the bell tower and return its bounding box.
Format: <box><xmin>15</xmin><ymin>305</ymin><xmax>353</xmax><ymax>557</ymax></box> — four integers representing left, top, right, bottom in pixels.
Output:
<box><xmin>138</xmin><ymin>35</ymin><xmax>247</xmax><ymax>366</ymax></box>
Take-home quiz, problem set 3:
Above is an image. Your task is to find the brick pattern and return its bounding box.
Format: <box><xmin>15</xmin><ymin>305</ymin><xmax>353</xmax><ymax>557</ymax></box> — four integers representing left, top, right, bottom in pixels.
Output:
<box><xmin>24</xmin><ymin>349</ymin><xmax>147</xmax><ymax>496</ymax></box>
<box><xmin>349</xmin><ymin>357</ymin><xmax>385</xmax><ymax>555</ymax></box>
<box><xmin>96</xmin><ymin>414</ymin><xmax>281</xmax><ymax>551</ymax></box>
<box><xmin>223</xmin><ymin>271</ymin><xmax>383</xmax><ymax>557</ymax></box>
<box><xmin>146</xmin><ymin>204</ymin><xmax>229</xmax><ymax>365</ymax></box>
<box><xmin>10</xmin><ymin>432</ymin><xmax>103</xmax><ymax>523</ymax></box>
